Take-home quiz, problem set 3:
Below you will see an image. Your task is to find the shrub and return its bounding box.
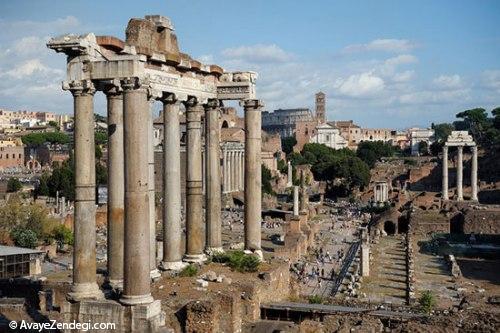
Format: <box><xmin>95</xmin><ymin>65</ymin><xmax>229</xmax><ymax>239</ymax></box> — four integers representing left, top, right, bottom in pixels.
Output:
<box><xmin>308</xmin><ymin>295</ymin><xmax>324</xmax><ymax>304</ymax></box>
<box><xmin>7</xmin><ymin>177</ymin><xmax>22</xmax><ymax>193</ymax></box>
<box><xmin>418</xmin><ymin>290</ymin><xmax>436</xmax><ymax>314</ymax></box>
<box><xmin>11</xmin><ymin>227</ymin><xmax>38</xmax><ymax>248</ymax></box>
<box><xmin>179</xmin><ymin>264</ymin><xmax>198</xmax><ymax>277</ymax></box>
<box><xmin>53</xmin><ymin>225</ymin><xmax>74</xmax><ymax>248</ymax></box>
<box><xmin>211</xmin><ymin>251</ymin><xmax>260</xmax><ymax>273</ymax></box>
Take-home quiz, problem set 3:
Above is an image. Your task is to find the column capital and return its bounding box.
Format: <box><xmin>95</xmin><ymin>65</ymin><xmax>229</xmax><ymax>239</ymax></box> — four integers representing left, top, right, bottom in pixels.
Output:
<box><xmin>160</xmin><ymin>92</ymin><xmax>179</xmax><ymax>105</ymax></box>
<box><xmin>184</xmin><ymin>96</ymin><xmax>199</xmax><ymax>109</ymax></box>
<box><xmin>64</xmin><ymin>80</ymin><xmax>96</xmax><ymax>96</ymax></box>
<box><xmin>457</xmin><ymin>145</ymin><xmax>464</xmax><ymax>152</ymax></box>
<box><xmin>471</xmin><ymin>145</ymin><xmax>478</xmax><ymax>152</ymax></box>
<box><xmin>442</xmin><ymin>145</ymin><xmax>448</xmax><ymax>152</ymax></box>
<box><xmin>204</xmin><ymin>99</ymin><xmax>220</xmax><ymax>110</ymax></box>
<box><xmin>121</xmin><ymin>77</ymin><xmax>149</xmax><ymax>92</ymax></box>
<box><xmin>240</xmin><ymin>99</ymin><xmax>264</xmax><ymax>110</ymax></box>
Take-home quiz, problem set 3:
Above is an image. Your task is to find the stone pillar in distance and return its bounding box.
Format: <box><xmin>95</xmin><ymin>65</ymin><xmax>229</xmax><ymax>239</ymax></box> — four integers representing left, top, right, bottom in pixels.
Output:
<box><xmin>67</xmin><ymin>81</ymin><xmax>103</xmax><ymax>301</ymax></box>
<box><xmin>457</xmin><ymin>146</ymin><xmax>463</xmax><ymax>201</ymax></box>
<box><xmin>105</xmin><ymin>86</ymin><xmax>124</xmax><ymax>290</ymax></box>
<box><xmin>471</xmin><ymin>145</ymin><xmax>478</xmax><ymax>201</ymax></box>
<box><xmin>184</xmin><ymin>97</ymin><xmax>206</xmax><ymax>263</ymax></box>
<box><xmin>442</xmin><ymin>146</ymin><xmax>449</xmax><ymax>201</ymax></box>
<box><xmin>243</xmin><ymin>99</ymin><xmax>263</xmax><ymax>258</ymax></box>
<box><xmin>204</xmin><ymin>99</ymin><xmax>223</xmax><ymax>254</ymax></box>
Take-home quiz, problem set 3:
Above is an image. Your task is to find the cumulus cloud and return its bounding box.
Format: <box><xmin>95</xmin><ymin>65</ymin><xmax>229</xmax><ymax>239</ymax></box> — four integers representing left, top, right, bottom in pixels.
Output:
<box><xmin>433</xmin><ymin>74</ymin><xmax>463</xmax><ymax>89</ymax></box>
<box><xmin>0</xmin><ymin>59</ymin><xmax>63</xmax><ymax>79</ymax></box>
<box><xmin>333</xmin><ymin>72</ymin><xmax>385</xmax><ymax>98</ymax></box>
<box><xmin>399</xmin><ymin>88</ymin><xmax>470</xmax><ymax>105</ymax></box>
<box><xmin>392</xmin><ymin>70</ymin><xmax>415</xmax><ymax>83</ymax></box>
<box><xmin>221</xmin><ymin>44</ymin><xmax>293</xmax><ymax>63</ymax></box>
<box><xmin>481</xmin><ymin>70</ymin><xmax>500</xmax><ymax>92</ymax></box>
<box><xmin>342</xmin><ymin>39</ymin><xmax>417</xmax><ymax>54</ymax></box>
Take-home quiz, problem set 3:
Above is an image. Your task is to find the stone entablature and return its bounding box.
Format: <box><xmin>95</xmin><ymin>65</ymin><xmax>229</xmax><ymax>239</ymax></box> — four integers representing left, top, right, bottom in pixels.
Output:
<box><xmin>445</xmin><ymin>130</ymin><xmax>475</xmax><ymax>147</ymax></box>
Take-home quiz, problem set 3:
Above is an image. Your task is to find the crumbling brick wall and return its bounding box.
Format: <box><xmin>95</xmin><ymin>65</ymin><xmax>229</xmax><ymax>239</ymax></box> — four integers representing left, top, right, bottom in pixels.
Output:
<box><xmin>462</xmin><ymin>209</ymin><xmax>500</xmax><ymax>234</ymax></box>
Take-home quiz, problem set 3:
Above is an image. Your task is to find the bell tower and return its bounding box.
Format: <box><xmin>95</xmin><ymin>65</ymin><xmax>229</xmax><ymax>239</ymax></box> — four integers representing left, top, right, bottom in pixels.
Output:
<box><xmin>315</xmin><ymin>91</ymin><xmax>326</xmax><ymax>123</ymax></box>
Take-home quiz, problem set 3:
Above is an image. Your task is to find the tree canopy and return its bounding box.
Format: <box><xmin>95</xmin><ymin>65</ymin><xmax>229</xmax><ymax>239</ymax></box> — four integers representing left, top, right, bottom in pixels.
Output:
<box><xmin>281</xmin><ymin>136</ymin><xmax>297</xmax><ymax>155</ymax></box>
<box><xmin>356</xmin><ymin>141</ymin><xmax>395</xmax><ymax>168</ymax></box>
<box><xmin>21</xmin><ymin>132</ymin><xmax>70</xmax><ymax>146</ymax></box>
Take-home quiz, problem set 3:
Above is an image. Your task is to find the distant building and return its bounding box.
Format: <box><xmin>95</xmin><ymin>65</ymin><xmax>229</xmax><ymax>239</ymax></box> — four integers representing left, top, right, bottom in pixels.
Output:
<box><xmin>315</xmin><ymin>92</ymin><xmax>326</xmax><ymax>124</ymax></box>
<box><xmin>0</xmin><ymin>139</ymin><xmax>25</xmax><ymax>170</ymax></box>
<box><xmin>0</xmin><ymin>109</ymin><xmax>70</xmax><ymax>131</ymax></box>
<box><xmin>262</xmin><ymin>108</ymin><xmax>314</xmax><ymax>138</ymax></box>
<box><xmin>310</xmin><ymin>123</ymin><xmax>348</xmax><ymax>150</ymax></box>
<box><xmin>409</xmin><ymin>128</ymin><xmax>435</xmax><ymax>155</ymax></box>
<box><xmin>0</xmin><ymin>245</ymin><xmax>43</xmax><ymax>279</ymax></box>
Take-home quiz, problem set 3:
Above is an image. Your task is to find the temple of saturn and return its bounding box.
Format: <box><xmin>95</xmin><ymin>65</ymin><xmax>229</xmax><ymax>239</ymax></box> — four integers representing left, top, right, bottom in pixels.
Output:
<box><xmin>47</xmin><ymin>14</ymin><xmax>264</xmax><ymax>317</ymax></box>
<box><xmin>442</xmin><ymin>131</ymin><xmax>479</xmax><ymax>202</ymax></box>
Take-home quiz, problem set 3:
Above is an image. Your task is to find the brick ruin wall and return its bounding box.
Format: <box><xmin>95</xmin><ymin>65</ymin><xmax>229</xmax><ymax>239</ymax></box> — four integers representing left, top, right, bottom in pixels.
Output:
<box><xmin>462</xmin><ymin>209</ymin><xmax>500</xmax><ymax>234</ymax></box>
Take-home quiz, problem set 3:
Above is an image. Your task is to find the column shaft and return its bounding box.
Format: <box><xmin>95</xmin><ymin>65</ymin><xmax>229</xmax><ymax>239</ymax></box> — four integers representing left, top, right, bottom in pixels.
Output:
<box><xmin>106</xmin><ymin>91</ymin><xmax>124</xmax><ymax>288</ymax></box>
<box><xmin>148</xmin><ymin>103</ymin><xmax>159</xmax><ymax>278</ymax></box>
<box><xmin>442</xmin><ymin>146</ymin><xmax>449</xmax><ymax>201</ymax></box>
<box><xmin>160</xmin><ymin>98</ymin><xmax>184</xmax><ymax>270</ymax></box>
<box><xmin>120</xmin><ymin>79</ymin><xmax>153</xmax><ymax>305</ymax></box>
<box><xmin>222</xmin><ymin>149</ymin><xmax>228</xmax><ymax>193</ymax></box>
<box><xmin>243</xmin><ymin>100</ymin><xmax>263</xmax><ymax>255</ymax></box>
<box><xmin>293</xmin><ymin>186</ymin><xmax>299</xmax><ymax>216</ymax></box>
<box><xmin>231</xmin><ymin>150</ymin><xmax>238</xmax><ymax>191</ymax></box>
<box><xmin>205</xmin><ymin>100</ymin><xmax>222</xmax><ymax>252</ymax></box>
<box><xmin>457</xmin><ymin>146</ymin><xmax>463</xmax><ymax>201</ymax></box>
<box><xmin>68</xmin><ymin>84</ymin><xmax>101</xmax><ymax>300</ymax></box>
<box><xmin>471</xmin><ymin>145</ymin><xmax>478</xmax><ymax>201</ymax></box>
<box><xmin>184</xmin><ymin>100</ymin><xmax>205</xmax><ymax>262</ymax></box>
<box><xmin>239</xmin><ymin>151</ymin><xmax>244</xmax><ymax>191</ymax></box>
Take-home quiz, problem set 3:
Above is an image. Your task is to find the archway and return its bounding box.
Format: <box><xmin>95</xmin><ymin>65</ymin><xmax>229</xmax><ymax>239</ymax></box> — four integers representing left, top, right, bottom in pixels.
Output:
<box><xmin>384</xmin><ymin>220</ymin><xmax>396</xmax><ymax>235</ymax></box>
<box><xmin>398</xmin><ymin>216</ymin><xmax>408</xmax><ymax>234</ymax></box>
<box><xmin>221</xmin><ymin>120</ymin><xmax>229</xmax><ymax>129</ymax></box>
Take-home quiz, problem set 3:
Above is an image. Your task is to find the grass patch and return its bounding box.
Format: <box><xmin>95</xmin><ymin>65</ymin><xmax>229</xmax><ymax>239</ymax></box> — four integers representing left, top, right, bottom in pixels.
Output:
<box><xmin>211</xmin><ymin>250</ymin><xmax>260</xmax><ymax>273</ymax></box>
<box><xmin>308</xmin><ymin>295</ymin><xmax>324</xmax><ymax>304</ymax></box>
<box><xmin>179</xmin><ymin>264</ymin><xmax>198</xmax><ymax>277</ymax></box>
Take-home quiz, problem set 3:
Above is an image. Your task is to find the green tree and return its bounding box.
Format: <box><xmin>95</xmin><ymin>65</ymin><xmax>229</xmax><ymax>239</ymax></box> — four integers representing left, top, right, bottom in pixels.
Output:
<box><xmin>431</xmin><ymin>123</ymin><xmax>454</xmax><ymax>142</ymax></box>
<box><xmin>35</xmin><ymin>173</ymin><xmax>51</xmax><ymax>197</ymax></box>
<box><xmin>95</xmin><ymin>131</ymin><xmax>108</xmax><ymax>145</ymax></box>
<box><xmin>21</xmin><ymin>132</ymin><xmax>70</xmax><ymax>146</ymax></box>
<box><xmin>53</xmin><ymin>224</ymin><xmax>73</xmax><ymax>249</ymax></box>
<box><xmin>418</xmin><ymin>290</ymin><xmax>436</xmax><ymax>314</ymax></box>
<box><xmin>47</xmin><ymin>120</ymin><xmax>60</xmax><ymax>130</ymax></box>
<box><xmin>356</xmin><ymin>141</ymin><xmax>394</xmax><ymax>168</ymax></box>
<box><xmin>11</xmin><ymin>227</ymin><xmax>38</xmax><ymax>248</ymax></box>
<box><xmin>281</xmin><ymin>136</ymin><xmax>297</xmax><ymax>155</ymax></box>
<box><xmin>456</xmin><ymin>108</ymin><xmax>491</xmax><ymax>145</ymax></box>
<box><xmin>7</xmin><ymin>177</ymin><xmax>22</xmax><ymax>193</ymax></box>
<box><xmin>261</xmin><ymin>165</ymin><xmax>274</xmax><ymax>195</ymax></box>
<box><xmin>418</xmin><ymin>141</ymin><xmax>429</xmax><ymax>156</ymax></box>
<box><xmin>96</xmin><ymin>162</ymin><xmax>107</xmax><ymax>185</ymax></box>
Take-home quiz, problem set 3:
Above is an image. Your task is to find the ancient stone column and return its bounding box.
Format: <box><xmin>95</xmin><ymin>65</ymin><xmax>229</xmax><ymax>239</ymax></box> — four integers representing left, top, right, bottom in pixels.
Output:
<box><xmin>105</xmin><ymin>88</ymin><xmax>124</xmax><ymax>289</ymax></box>
<box><xmin>293</xmin><ymin>185</ymin><xmax>299</xmax><ymax>216</ymax></box>
<box><xmin>120</xmin><ymin>78</ymin><xmax>153</xmax><ymax>305</ymax></box>
<box><xmin>457</xmin><ymin>146</ymin><xmax>463</xmax><ymax>201</ymax></box>
<box><xmin>147</xmin><ymin>103</ymin><xmax>160</xmax><ymax>280</ymax></box>
<box><xmin>222</xmin><ymin>148</ymin><xmax>228</xmax><ymax>193</ymax></box>
<box><xmin>239</xmin><ymin>150</ymin><xmax>244</xmax><ymax>191</ymax></box>
<box><xmin>67</xmin><ymin>81</ymin><xmax>102</xmax><ymax>301</ymax></box>
<box><xmin>299</xmin><ymin>170</ymin><xmax>308</xmax><ymax>213</ymax></box>
<box><xmin>184</xmin><ymin>98</ymin><xmax>206</xmax><ymax>263</ymax></box>
<box><xmin>287</xmin><ymin>161</ymin><xmax>292</xmax><ymax>187</ymax></box>
<box><xmin>471</xmin><ymin>145</ymin><xmax>478</xmax><ymax>201</ymax></box>
<box><xmin>205</xmin><ymin>99</ymin><xmax>222</xmax><ymax>253</ymax></box>
<box><xmin>159</xmin><ymin>95</ymin><xmax>185</xmax><ymax>271</ymax></box>
<box><xmin>243</xmin><ymin>99</ymin><xmax>263</xmax><ymax>257</ymax></box>
<box><xmin>442</xmin><ymin>146</ymin><xmax>449</xmax><ymax>201</ymax></box>
<box><xmin>231</xmin><ymin>150</ymin><xmax>238</xmax><ymax>191</ymax></box>
<box><xmin>227</xmin><ymin>150</ymin><xmax>232</xmax><ymax>192</ymax></box>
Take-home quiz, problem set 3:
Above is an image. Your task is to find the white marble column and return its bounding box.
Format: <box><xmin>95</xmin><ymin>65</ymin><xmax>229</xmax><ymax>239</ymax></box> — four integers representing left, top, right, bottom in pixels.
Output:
<box><xmin>67</xmin><ymin>81</ymin><xmax>102</xmax><ymax>301</ymax></box>
<box><xmin>471</xmin><ymin>145</ymin><xmax>478</xmax><ymax>201</ymax></box>
<box><xmin>287</xmin><ymin>161</ymin><xmax>292</xmax><ymax>187</ymax></box>
<box><xmin>222</xmin><ymin>149</ymin><xmax>228</xmax><ymax>193</ymax></box>
<box><xmin>293</xmin><ymin>186</ymin><xmax>299</xmax><ymax>216</ymax></box>
<box><xmin>227</xmin><ymin>150</ymin><xmax>232</xmax><ymax>193</ymax></box>
<box><xmin>148</xmin><ymin>103</ymin><xmax>160</xmax><ymax>279</ymax></box>
<box><xmin>243</xmin><ymin>99</ymin><xmax>263</xmax><ymax>258</ymax></box>
<box><xmin>442</xmin><ymin>146</ymin><xmax>449</xmax><ymax>201</ymax></box>
<box><xmin>231</xmin><ymin>150</ymin><xmax>238</xmax><ymax>191</ymax></box>
<box><xmin>159</xmin><ymin>95</ymin><xmax>185</xmax><ymax>271</ymax></box>
<box><xmin>239</xmin><ymin>150</ymin><xmax>244</xmax><ymax>191</ymax></box>
<box><xmin>457</xmin><ymin>146</ymin><xmax>463</xmax><ymax>201</ymax></box>
<box><xmin>120</xmin><ymin>78</ymin><xmax>153</xmax><ymax>305</ymax></box>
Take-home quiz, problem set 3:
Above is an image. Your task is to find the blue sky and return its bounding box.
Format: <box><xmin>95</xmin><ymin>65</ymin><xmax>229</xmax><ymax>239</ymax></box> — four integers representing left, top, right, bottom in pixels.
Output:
<box><xmin>0</xmin><ymin>0</ymin><xmax>499</xmax><ymax>128</ymax></box>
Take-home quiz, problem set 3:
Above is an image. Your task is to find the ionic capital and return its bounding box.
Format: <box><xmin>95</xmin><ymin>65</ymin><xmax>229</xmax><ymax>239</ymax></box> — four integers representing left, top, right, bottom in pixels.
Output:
<box><xmin>64</xmin><ymin>80</ymin><xmax>96</xmax><ymax>97</ymax></box>
<box><xmin>240</xmin><ymin>99</ymin><xmax>264</xmax><ymax>110</ymax></box>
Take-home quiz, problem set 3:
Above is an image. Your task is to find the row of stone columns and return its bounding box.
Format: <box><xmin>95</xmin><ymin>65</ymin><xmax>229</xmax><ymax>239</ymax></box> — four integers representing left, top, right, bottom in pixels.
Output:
<box><xmin>223</xmin><ymin>148</ymin><xmax>244</xmax><ymax>193</ymax></box>
<box><xmin>442</xmin><ymin>145</ymin><xmax>478</xmax><ymax>202</ymax></box>
<box><xmin>67</xmin><ymin>77</ymin><xmax>264</xmax><ymax>304</ymax></box>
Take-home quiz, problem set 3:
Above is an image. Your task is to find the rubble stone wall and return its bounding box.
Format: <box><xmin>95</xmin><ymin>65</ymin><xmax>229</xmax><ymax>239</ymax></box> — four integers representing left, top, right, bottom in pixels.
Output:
<box><xmin>462</xmin><ymin>209</ymin><xmax>500</xmax><ymax>234</ymax></box>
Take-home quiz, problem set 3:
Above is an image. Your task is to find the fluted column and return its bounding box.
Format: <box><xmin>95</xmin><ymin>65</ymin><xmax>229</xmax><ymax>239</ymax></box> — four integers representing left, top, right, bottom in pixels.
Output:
<box><xmin>205</xmin><ymin>99</ymin><xmax>222</xmax><ymax>253</ymax></box>
<box><xmin>442</xmin><ymin>146</ymin><xmax>449</xmax><ymax>201</ymax></box>
<box><xmin>243</xmin><ymin>99</ymin><xmax>263</xmax><ymax>257</ymax></box>
<box><xmin>67</xmin><ymin>81</ymin><xmax>102</xmax><ymax>301</ymax></box>
<box><xmin>147</xmin><ymin>103</ymin><xmax>160</xmax><ymax>280</ymax></box>
<box><xmin>105</xmin><ymin>87</ymin><xmax>124</xmax><ymax>289</ymax></box>
<box><xmin>231</xmin><ymin>150</ymin><xmax>238</xmax><ymax>191</ymax></box>
<box><xmin>227</xmin><ymin>151</ymin><xmax>232</xmax><ymax>192</ymax></box>
<box><xmin>120</xmin><ymin>78</ymin><xmax>153</xmax><ymax>305</ymax></box>
<box><xmin>471</xmin><ymin>145</ymin><xmax>478</xmax><ymax>201</ymax></box>
<box><xmin>457</xmin><ymin>146</ymin><xmax>463</xmax><ymax>201</ymax></box>
<box><xmin>239</xmin><ymin>150</ymin><xmax>244</xmax><ymax>191</ymax></box>
<box><xmin>159</xmin><ymin>95</ymin><xmax>185</xmax><ymax>270</ymax></box>
<box><xmin>222</xmin><ymin>148</ymin><xmax>228</xmax><ymax>193</ymax></box>
<box><xmin>184</xmin><ymin>97</ymin><xmax>206</xmax><ymax>263</ymax></box>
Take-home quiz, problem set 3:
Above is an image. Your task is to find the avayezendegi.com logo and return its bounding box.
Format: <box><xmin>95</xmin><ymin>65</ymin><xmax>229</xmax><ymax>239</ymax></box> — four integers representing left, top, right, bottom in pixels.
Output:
<box><xmin>8</xmin><ymin>320</ymin><xmax>116</xmax><ymax>331</ymax></box>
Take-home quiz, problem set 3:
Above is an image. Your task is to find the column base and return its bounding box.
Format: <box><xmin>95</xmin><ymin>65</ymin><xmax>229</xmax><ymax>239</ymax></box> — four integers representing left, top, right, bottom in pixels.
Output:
<box><xmin>205</xmin><ymin>247</ymin><xmax>224</xmax><ymax>256</ymax></box>
<box><xmin>120</xmin><ymin>293</ymin><xmax>154</xmax><ymax>306</ymax></box>
<box><xmin>105</xmin><ymin>278</ymin><xmax>123</xmax><ymax>291</ymax></box>
<box><xmin>150</xmin><ymin>268</ymin><xmax>161</xmax><ymax>281</ymax></box>
<box><xmin>67</xmin><ymin>282</ymin><xmax>104</xmax><ymax>302</ymax></box>
<box><xmin>244</xmin><ymin>249</ymin><xmax>263</xmax><ymax>261</ymax></box>
<box><xmin>183</xmin><ymin>253</ymin><xmax>207</xmax><ymax>263</ymax></box>
<box><xmin>159</xmin><ymin>260</ymin><xmax>187</xmax><ymax>271</ymax></box>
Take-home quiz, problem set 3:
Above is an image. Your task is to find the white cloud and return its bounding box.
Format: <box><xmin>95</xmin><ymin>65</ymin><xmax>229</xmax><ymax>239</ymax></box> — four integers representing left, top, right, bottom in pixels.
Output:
<box><xmin>334</xmin><ymin>72</ymin><xmax>385</xmax><ymax>97</ymax></box>
<box><xmin>342</xmin><ymin>39</ymin><xmax>417</xmax><ymax>54</ymax></box>
<box><xmin>399</xmin><ymin>88</ymin><xmax>470</xmax><ymax>105</ymax></box>
<box><xmin>392</xmin><ymin>70</ymin><xmax>415</xmax><ymax>83</ymax></box>
<box><xmin>221</xmin><ymin>44</ymin><xmax>293</xmax><ymax>63</ymax></box>
<box><xmin>384</xmin><ymin>54</ymin><xmax>418</xmax><ymax>66</ymax></box>
<box><xmin>433</xmin><ymin>74</ymin><xmax>463</xmax><ymax>89</ymax></box>
<box><xmin>481</xmin><ymin>70</ymin><xmax>500</xmax><ymax>92</ymax></box>
<box><xmin>1</xmin><ymin>59</ymin><xmax>63</xmax><ymax>79</ymax></box>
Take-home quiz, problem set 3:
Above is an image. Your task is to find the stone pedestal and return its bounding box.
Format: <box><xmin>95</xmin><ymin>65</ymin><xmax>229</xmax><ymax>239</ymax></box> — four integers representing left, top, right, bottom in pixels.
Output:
<box><xmin>205</xmin><ymin>99</ymin><xmax>223</xmax><ymax>254</ymax></box>
<box><xmin>68</xmin><ymin>82</ymin><xmax>102</xmax><ymax>301</ymax></box>
<box><xmin>120</xmin><ymin>78</ymin><xmax>153</xmax><ymax>305</ymax></box>
<box><xmin>361</xmin><ymin>244</ymin><xmax>370</xmax><ymax>277</ymax></box>
<box><xmin>243</xmin><ymin>100</ymin><xmax>263</xmax><ymax>255</ymax></box>
<box><xmin>160</xmin><ymin>96</ymin><xmax>185</xmax><ymax>270</ymax></box>
<box><xmin>105</xmin><ymin>88</ymin><xmax>124</xmax><ymax>290</ymax></box>
<box><xmin>184</xmin><ymin>98</ymin><xmax>206</xmax><ymax>263</ymax></box>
